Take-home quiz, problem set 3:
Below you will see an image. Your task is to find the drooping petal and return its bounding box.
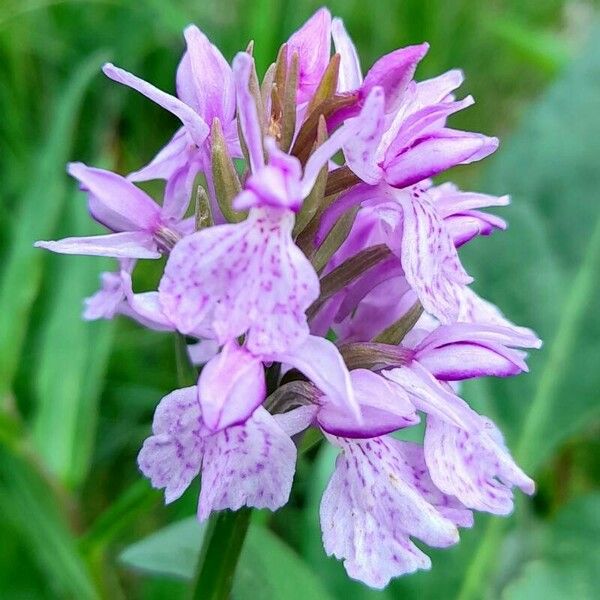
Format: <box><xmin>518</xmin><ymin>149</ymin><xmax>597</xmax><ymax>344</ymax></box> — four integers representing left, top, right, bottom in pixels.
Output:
<box><xmin>361</xmin><ymin>44</ymin><xmax>429</xmax><ymax>113</ymax></box>
<box><xmin>317</xmin><ymin>369</ymin><xmax>418</xmax><ymax>438</ymax></box>
<box><xmin>35</xmin><ymin>231</ymin><xmax>160</xmax><ymax>259</ymax></box>
<box><xmin>198</xmin><ymin>342</ymin><xmax>266</xmax><ymax>432</ymax></box>
<box><xmin>398</xmin><ymin>189</ymin><xmax>471</xmax><ymax>323</ymax></box>
<box><xmin>159</xmin><ymin>207</ymin><xmax>319</xmax><ymax>354</ymax></box>
<box><xmin>287</xmin><ymin>8</ymin><xmax>332</xmax><ymax>103</ymax></box>
<box><xmin>103</xmin><ymin>63</ymin><xmax>209</xmax><ymax>146</ymax></box>
<box><xmin>277</xmin><ymin>335</ymin><xmax>359</xmax><ymax>419</ymax></box>
<box><xmin>424</xmin><ymin>415</ymin><xmax>534</xmax><ymax>515</ymax></box>
<box><xmin>182</xmin><ymin>25</ymin><xmax>235</xmax><ymax>125</ymax></box>
<box><xmin>137</xmin><ymin>387</ymin><xmax>205</xmax><ymax>503</ymax></box>
<box><xmin>198</xmin><ymin>407</ymin><xmax>297</xmax><ymax>520</ymax></box>
<box><xmin>320</xmin><ymin>436</ymin><xmax>464</xmax><ymax>588</ymax></box>
<box><xmin>383</xmin><ymin>362</ymin><xmax>481</xmax><ymax>432</ymax></box>
<box><xmin>332</xmin><ymin>17</ymin><xmax>363</xmax><ymax>92</ymax></box>
<box><xmin>187</xmin><ymin>339</ymin><xmax>220</xmax><ymax>365</ymax></box>
<box><xmin>68</xmin><ymin>163</ymin><xmax>161</xmax><ymax>233</ymax></box>
<box><xmin>446</xmin><ymin>210</ymin><xmax>507</xmax><ymax>247</ymax></box>
<box><xmin>232</xmin><ymin>52</ymin><xmax>264</xmax><ymax>173</ymax></box>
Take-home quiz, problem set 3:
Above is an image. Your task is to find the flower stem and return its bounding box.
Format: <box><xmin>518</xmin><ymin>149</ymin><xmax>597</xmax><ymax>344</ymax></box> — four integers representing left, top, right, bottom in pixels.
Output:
<box><xmin>190</xmin><ymin>508</ymin><xmax>252</xmax><ymax>600</ymax></box>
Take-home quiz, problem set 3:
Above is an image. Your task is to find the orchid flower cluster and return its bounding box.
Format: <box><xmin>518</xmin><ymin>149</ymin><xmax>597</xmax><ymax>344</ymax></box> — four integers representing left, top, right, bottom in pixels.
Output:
<box><xmin>36</xmin><ymin>8</ymin><xmax>541</xmax><ymax>589</ymax></box>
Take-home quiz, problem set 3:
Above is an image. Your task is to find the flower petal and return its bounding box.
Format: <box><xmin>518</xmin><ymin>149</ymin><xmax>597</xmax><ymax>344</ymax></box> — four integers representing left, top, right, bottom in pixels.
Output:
<box><xmin>137</xmin><ymin>386</ymin><xmax>205</xmax><ymax>503</ymax></box>
<box><xmin>198</xmin><ymin>407</ymin><xmax>297</xmax><ymax>520</ymax></box>
<box><xmin>287</xmin><ymin>8</ymin><xmax>332</xmax><ymax>103</ymax></box>
<box><xmin>332</xmin><ymin>18</ymin><xmax>363</xmax><ymax>92</ymax></box>
<box><xmin>321</xmin><ymin>436</ymin><xmax>463</xmax><ymax>588</ymax></box>
<box><xmin>424</xmin><ymin>415</ymin><xmax>534</xmax><ymax>515</ymax></box>
<box><xmin>317</xmin><ymin>369</ymin><xmax>418</xmax><ymax>438</ymax></box>
<box><xmin>35</xmin><ymin>231</ymin><xmax>160</xmax><ymax>259</ymax></box>
<box><xmin>159</xmin><ymin>207</ymin><xmax>319</xmax><ymax>354</ymax></box>
<box><xmin>277</xmin><ymin>335</ymin><xmax>359</xmax><ymax>419</ymax></box>
<box><xmin>198</xmin><ymin>342</ymin><xmax>266</xmax><ymax>432</ymax></box>
<box><xmin>68</xmin><ymin>162</ymin><xmax>161</xmax><ymax>233</ymax></box>
<box><xmin>398</xmin><ymin>189</ymin><xmax>471</xmax><ymax>323</ymax></box>
<box><xmin>103</xmin><ymin>63</ymin><xmax>209</xmax><ymax>146</ymax></box>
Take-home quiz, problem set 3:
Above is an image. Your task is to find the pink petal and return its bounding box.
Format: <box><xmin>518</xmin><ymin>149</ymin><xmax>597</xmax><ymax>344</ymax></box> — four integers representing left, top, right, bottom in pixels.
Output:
<box><xmin>35</xmin><ymin>231</ymin><xmax>160</xmax><ymax>259</ymax></box>
<box><xmin>362</xmin><ymin>43</ymin><xmax>429</xmax><ymax>113</ymax></box>
<box><xmin>398</xmin><ymin>189</ymin><xmax>471</xmax><ymax>323</ymax></box>
<box><xmin>103</xmin><ymin>63</ymin><xmax>209</xmax><ymax>146</ymax></box>
<box><xmin>277</xmin><ymin>335</ymin><xmax>359</xmax><ymax>419</ymax></box>
<box><xmin>137</xmin><ymin>386</ymin><xmax>205</xmax><ymax>503</ymax></box>
<box><xmin>232</xmin><ymin>53</ymin><xmax>264</xmax><ymax>173</ymax></box>
<box><xmin>198</xmin><ymin>342</ymin><xmax>266</xmax><ymax>432</ymax></box>
<box><xmin>198</xmin><ymin>407</ymin><xmax>297</xmax><ymax>520</ymax></box>
<box><xmin>273</xmin><ymin>404</ymin><xmax>319</xmax><ymax>437</ymax></box>
<box><xmin>424</xmin><ymin>415</ymin><xmax>534</xmax><ymax>515</ymax></box>
<box><xmin>68</xmin><ymin>162</ymin><xmax>161</xmax><ymax>233</ymax></box>
<box><xmin>446</xmin><ymin>210</ymin><xmax>507</xmax><ymax>247</ymax></box>
<box><xmin>317</xmin><ymin>369</ymin><xmax>418</xmax><ymax>438</ymax></box>
<box><xmin>287</xmin><ymin>8</ymin><xmax>332</xmax><ymax>104</ymax></box>
<box><xmin>182</xmin><ymin>25</ymin><xmax>235</xmax><ymax>125</ymax></box>
<box><xmin>413</xmin><ymin>69</ymin><xmax>464</xmax><ymax>106</ymax></box>
<box><xmin>384</xmin><ymin>130</ymin><xmax>499</xmax><ymax>189</ymax></box>
<box><xmin>383</xmin><ymin>363</ymin><xmax>482</xmax><ymax>432</ymax></box>
<box><xmin>159</xmin><ymin>207</ymin><xmax>319</xmax><ymax>354</ymax></box>
<box><xmin>332</xmin><ymin>17</ymin><xmax>363</xmax><ymax>92</ymax></box>
<box><xmin>320</xmin><ymin>436</ymin><xmax>463</xmax><ymax>588</ymax></box>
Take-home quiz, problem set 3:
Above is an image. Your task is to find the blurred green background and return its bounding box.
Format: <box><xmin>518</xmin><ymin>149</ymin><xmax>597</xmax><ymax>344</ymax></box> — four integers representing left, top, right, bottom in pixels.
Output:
<box><xmin>1</xmin><ymin>1</ymin><xmax>599</xmax><ymax>598</ymax></box>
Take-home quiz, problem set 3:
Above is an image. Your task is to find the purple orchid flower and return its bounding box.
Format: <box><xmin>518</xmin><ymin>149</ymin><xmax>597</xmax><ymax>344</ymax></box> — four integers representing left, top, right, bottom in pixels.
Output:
<box><xmin>35</xmin><ymin>163</ymin><xmax>193</xmax><ymax>259</ymax></box>
<box><xmin>103</xmin><ymin>25</ymin><xmax>239</xmax><ymax>222</ymax></box>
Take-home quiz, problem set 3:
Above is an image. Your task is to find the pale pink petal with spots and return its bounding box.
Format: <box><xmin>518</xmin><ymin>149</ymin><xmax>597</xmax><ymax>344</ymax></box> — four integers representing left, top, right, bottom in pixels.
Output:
<box><xmin>320</xmin><ymin>437</ymin><xmax>468</xmax><ymax>588</ymax></box>
<box><xmin>159</xmin><ymin>207</ymin><xmax>319</xmax><ymax>354</ymax></box>
<box><xmin>424</xmin><ymin>415</ymin><xmax>534</xmax><ymax>515</ymax></box>
<box><xmin>198</xmin><ymin>407</ymin><xmax>297</xmax><ymax>520</ymax></box>
<box><xmin>137</xmin><ymin>387</ymin><xmax>205</xmax><ymax>504</ymax></box>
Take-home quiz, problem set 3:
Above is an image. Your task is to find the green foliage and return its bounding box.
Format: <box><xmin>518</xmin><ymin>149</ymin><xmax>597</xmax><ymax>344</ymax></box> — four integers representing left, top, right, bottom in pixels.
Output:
<box><xmin>0</xmin><ymin>1</ymin><xmax>598</xmax><ymax>598</ymax></box>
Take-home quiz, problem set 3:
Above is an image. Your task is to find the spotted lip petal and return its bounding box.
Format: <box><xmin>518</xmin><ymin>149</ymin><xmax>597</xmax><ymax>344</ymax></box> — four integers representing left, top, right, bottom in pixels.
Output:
<box><xmin>159</xmin><ymin>207</ymin><xmax>319</xmax><ymax>355</ymax></box>
<box><xmin>320</xmin><ymin>437</ymin><xmax>469</xmax><ymax>588</ymax></box>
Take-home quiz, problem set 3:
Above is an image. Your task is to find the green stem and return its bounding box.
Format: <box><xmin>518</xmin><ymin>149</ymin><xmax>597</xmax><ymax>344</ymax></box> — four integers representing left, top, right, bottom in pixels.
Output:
<box><xmin>190</xmin><ymin>508</ymin><xmax>252</xmax><ymax>600</ymax></box>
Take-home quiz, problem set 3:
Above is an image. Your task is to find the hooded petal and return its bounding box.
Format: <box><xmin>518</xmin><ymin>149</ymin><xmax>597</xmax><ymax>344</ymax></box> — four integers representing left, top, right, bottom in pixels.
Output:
<box><xmin>159</xmin><ymin>207</ymin><xmax>319</xmax><ymax>354</ymax></box>
<box><xmin>332</xmin><ymin>18</ymin><xmax>363</xmax><ymax>92</ymax></box>
<box><xmin>398</xmin><ymin>189</ymin><xmax>471</xmax><ymax>323</ymax></box>
<box><xmin>137</xmin><ymin>387</ymin><xmax>205</xmax><ymax>503</ymax></box>
<box><xmin>321</xmin><ymin>437</ymin><xmax>465</xmax><ymax>588</ymax></box>
<box><xmin>287</xmin><ymin>8</ymin><xmax>332</xmax><ymax>103</ymax></box>
<box><xmin>424</xmin><ymin>415</ymin><xmax>534</xmax><ymax>515</ymax></box>
<box><xmin>68</xmin><ymin>163</ymin><xmax>161</xmax><ymax>233</ymax></box>
<box><xmin>198</xmin><ymin>407</ymin><xmax>297</xmax><ymax>520</ymax></box>
<box><xmin>317</xmin><ymin>369</ymin><xmax>418</xmax><ymax>438</ymax></box>
<box><xmin>198</xmin><ymin>342</ymin><xmax>266</xmax><ymax>432</ymax></box>
<box><xmin>35</xmin><ymin>231</ymin><xmax>160</xmax><ymax>259</ymax></box>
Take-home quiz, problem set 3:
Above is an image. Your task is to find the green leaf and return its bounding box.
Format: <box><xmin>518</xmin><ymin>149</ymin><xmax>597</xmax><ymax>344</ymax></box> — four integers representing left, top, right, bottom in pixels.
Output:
<box><xmin>120</xmin><ymin>516</ymin><xmax>335</xmax><ymax>599</ymax></box>
<box><xmin>0</xmin><ymin>447</ymin><xmax>99</xmax><ymax>599</ymax></box>
<box><xmin>0</xmin><ymin>52</ymin><xmax>106</xmax><ymax>398</ymax></box>
<box><xmin>32</xmin><ymin>191</ymin><xmax>115</xmax><ymax>489</ymax></box>
<box><xmin>502</xmin><ymin>494</ymin><xmax>600</xmax><ymax>599</ymax></box>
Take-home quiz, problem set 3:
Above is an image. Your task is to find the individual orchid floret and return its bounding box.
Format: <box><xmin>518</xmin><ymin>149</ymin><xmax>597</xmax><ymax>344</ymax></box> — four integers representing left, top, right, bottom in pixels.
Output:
<box><xmin>35</xmin><ymin>163</ymin><xmax>191</xmax><ymax>259</ymax></box>
<box><xmin>104</xmin><ymin>26</ymin><xmax>238</xmax><ymax>219</ymax></box>
<box><xmin>138</xmin><ymin>386</ymin><xmax>297</xmax><ymax>519</ymax></box>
